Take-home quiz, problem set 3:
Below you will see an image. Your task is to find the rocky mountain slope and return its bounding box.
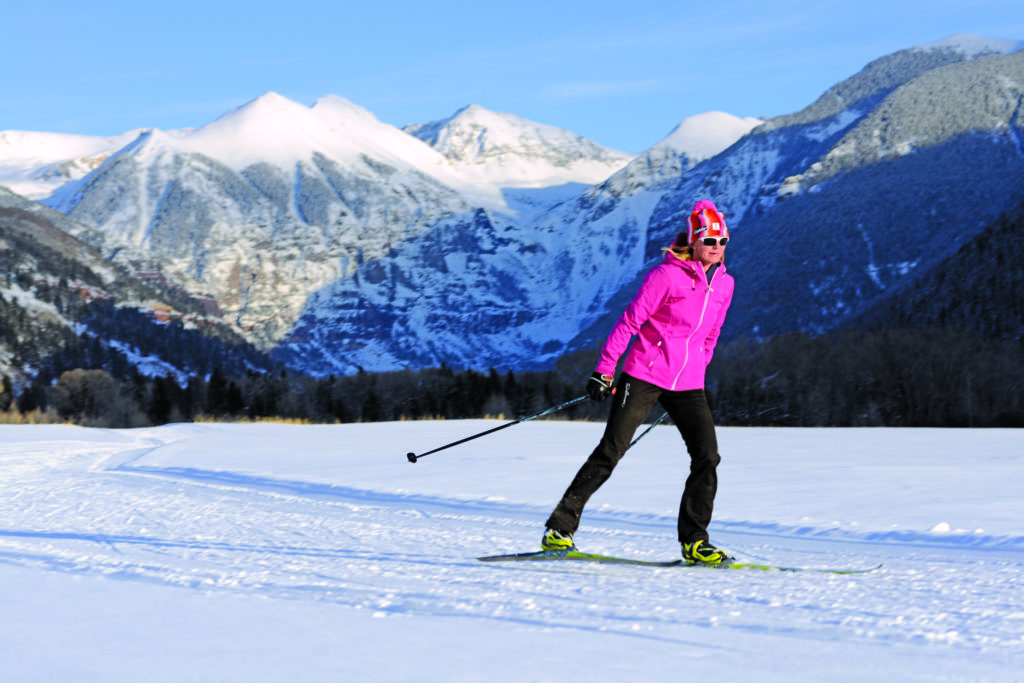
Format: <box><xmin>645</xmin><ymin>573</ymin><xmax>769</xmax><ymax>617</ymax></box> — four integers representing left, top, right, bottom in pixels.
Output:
<box><xmin>0</xmin><ymin>187</ymin><xmax>274</xmax><ymax>387</ymax></box>
<box><xmin>2</xmin><ymin>34</ymin><xmax>1020</xmax><ymax>379</ymax></box>
<box><xmin>39</xmin><ymin>93</ymin><xmax>505</xmax><ymax>347</ymax></box>
<box><xmin>9</xmin><ymin>94</ymin><xmax>665</xmax><ymax>372</ymax></box>
<box><xmin>560</xmin><ymin>34</ymin><xmax>1024</xmax><ymax>353</ymax></box>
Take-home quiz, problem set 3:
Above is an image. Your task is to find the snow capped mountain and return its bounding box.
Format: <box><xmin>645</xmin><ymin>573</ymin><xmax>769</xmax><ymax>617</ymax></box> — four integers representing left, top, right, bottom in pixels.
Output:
<box><xmin>778</xmin><ymin>49</ymin><xmax>1024</xmax><ymax>192</ymax></box>
<box><xmin>183</xmin><ymin>91</ymin><xmax>328</xmax><ymax>169</ymax></box>
<box><xmin>518</xmin><ymin>35</ymin><xmax>1024</xmax><ymax>359</ymax></box>
<box><xmin>33</xmin><ymin>92</ymin><xmax>639</xmax><ymax>356</ymax></box>
<box><xmin>82</xmin><ymin>93</ymin><xmax>506</xmax><ymax>209</ymax></box>
<box><xmin>0</xmin><ymin>129</ymin><xmax>154</xmax><ymax>199</ymax></box>
<box><xmin>404</xmin><ymin>104</ymin><xmax>633</xmax><ymax>189</ymax></box>
<box><xmin>4</xmin><ymin>33</ymin><xmax>1022</xmax><ymax>380</ymax></box>
<box><xmin>653</xmin><ymin>112</ymin><xmax>764</xmax><ymax>165</ymax></box>
<box><xmin>39</xmin><ymin>93</ymin><xmax>503</xmax><ymax>348</ymax></box>
<box><xmin>600</xmin><ymin>111</ymin><xmax>762</xmax><ymax>195</ymax></box>
<box><xmin>277</xmin><ymin>110</ymin><xmax>763</xmax><ymax>374</ymax></box>
<box><xmin>631</xmin><ymin>41</ymin><xmax>1024</xmax><ymax>342</ymax></box>
<box><xmin>914</xmin><ymin>32</ymin><xmax>1024</xmax><ymax>58</ymax></box>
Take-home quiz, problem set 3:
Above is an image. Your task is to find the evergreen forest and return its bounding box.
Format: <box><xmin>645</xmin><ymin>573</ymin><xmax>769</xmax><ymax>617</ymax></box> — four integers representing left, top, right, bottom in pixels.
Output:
<box><xmin>4</xmin><ymin>323</ymin><xmax>1021</xmax><ymax>429</ymax></box>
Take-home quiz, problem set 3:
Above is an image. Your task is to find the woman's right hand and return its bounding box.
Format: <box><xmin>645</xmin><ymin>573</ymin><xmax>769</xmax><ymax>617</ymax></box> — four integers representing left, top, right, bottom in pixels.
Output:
<box><xmin>587</xmin><ymin>372</ymin><xmax>614</xmax><ymax>402</ymax></box>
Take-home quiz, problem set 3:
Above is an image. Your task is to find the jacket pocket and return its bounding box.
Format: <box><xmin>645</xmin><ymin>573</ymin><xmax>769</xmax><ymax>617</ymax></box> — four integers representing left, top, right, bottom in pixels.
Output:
<box><xmin>633</xmin><ymin>326</ymin><xmax>663</xmax><ymax>369</ymax></box>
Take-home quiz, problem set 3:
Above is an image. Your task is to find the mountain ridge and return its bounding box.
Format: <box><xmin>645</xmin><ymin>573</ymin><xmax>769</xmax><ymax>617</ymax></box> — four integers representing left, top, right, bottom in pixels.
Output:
<box><xmin>404</xmin><ymin>104</ymin><xmax>633</xmax><ymax>189</ymax></box>
<box><xmin>0</xmin><ymin>33</ymin><xmax>1020</xmax><ymax>379</ymax></box>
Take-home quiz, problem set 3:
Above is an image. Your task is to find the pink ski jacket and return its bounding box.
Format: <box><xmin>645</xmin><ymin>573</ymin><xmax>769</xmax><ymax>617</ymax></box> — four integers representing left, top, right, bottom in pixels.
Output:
<box><xmin>594</xmin><ymin>253</ymin><xmax>734</xmax><ymax>391</ymax></box>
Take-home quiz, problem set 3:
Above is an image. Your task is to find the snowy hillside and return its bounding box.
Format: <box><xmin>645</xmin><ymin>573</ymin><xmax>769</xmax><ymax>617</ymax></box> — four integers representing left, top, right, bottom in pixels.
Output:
<box><xmin>1</xmin><ymin>422</ymin><xmax>1021</xmax><ymax>681</ymax></box>
<box><xmin>29</xmin><ymin>92</ymin><xmax>646</xmax><ymax>357</ymax></box>
<box><xmin>275</xmin><ymin>107</ymin><xmax>765</xmax><ymax>374</ymax></box>
<box><xmin>2</xmin><ymin>34</ymin><xmax>1022</xmax><ymax>379</ymax></box>
<box><xmin>594</xmin><ymin>111</ymin><xmax>762</xmax><ymax>195</ymax></box>
<box><xmin>652</xmin><ymin>112</ymin><xmax>763</xmax><ymax>166</ymax></box>
<box><xmin>914</xmin><ymin>32</ymin><xmax>1024</xmax><ymax>57</ymax></box>
<box><xmin>579</xmin><ymin>38</ymin><xmax>1024</xmax><ymax>348</ymax></box>
<box><xmin>37</xmin><ymin>93</ymin><xmax>507</xmax><ymax>348</ymax></box>
<box><xmin>0</xmin><ymin>129</ymin><xmax>151</xmax><ymax>199</ymax></box>
<box><xmin>404</xmin><ymin>104</ymin><xmax>633</xmax><ymax>189</ymax></box>
<box><xmin>715</xmin><ymin>48</ymin><xmax>1024</xmax><ymax>338</ymax></box>
<box><xmin>176</xmin><ymin>93</ymin><xmax>504</xmax><ymax>207</ymax></box>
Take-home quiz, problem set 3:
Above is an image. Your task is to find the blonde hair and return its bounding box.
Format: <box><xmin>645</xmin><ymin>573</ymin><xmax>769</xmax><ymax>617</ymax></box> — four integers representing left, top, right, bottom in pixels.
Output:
<box><xmin>663</xmin><ymin>244</ymin><xmax>694</xmax><ymax>262</ymax></box>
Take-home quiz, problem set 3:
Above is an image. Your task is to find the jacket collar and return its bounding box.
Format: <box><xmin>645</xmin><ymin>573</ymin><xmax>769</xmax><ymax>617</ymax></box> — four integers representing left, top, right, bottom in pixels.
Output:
<box><xmin>661</xmin><ymin>251</ymin><xmax>726</xmax><ymax>279</ymax></box>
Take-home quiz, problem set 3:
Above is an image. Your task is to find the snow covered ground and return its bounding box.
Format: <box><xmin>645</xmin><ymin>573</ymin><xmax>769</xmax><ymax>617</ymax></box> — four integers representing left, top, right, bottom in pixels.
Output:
<box><xmin>1</xmin><ymin>421</ymin><xmax>1021</xmax><ymax>681</ymax></box>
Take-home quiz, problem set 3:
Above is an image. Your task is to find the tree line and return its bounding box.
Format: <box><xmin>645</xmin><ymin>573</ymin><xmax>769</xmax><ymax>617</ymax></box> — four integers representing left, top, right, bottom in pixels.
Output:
<box><xmin>4</xmin><ymin>325</ymin><xmax>1021</xmax><ymax>429</ymax></box>
<box><xmin>708</xmin><ymin>327</ymin><xmax>1023</xmax><ymax>428</ymax></box>
<box><xmin>5</xmin><ymin>364</ymin><xmax>610</xmax><ymax>428</ymax></box>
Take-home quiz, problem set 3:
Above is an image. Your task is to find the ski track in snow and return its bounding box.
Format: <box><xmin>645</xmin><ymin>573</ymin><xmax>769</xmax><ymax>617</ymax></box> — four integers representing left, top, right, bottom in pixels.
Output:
<box><xmin>1</xmin><ymin>424</ymin><xmax>1022</xmax><ymax>679</ymax></box>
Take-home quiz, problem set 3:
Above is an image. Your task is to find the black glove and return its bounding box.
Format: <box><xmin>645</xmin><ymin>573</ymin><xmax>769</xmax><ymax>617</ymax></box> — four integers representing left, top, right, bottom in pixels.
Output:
<box><xmin>587</xmin><ymin>372</ymin><xmax>614</xmax><ymax>403</ymax></box>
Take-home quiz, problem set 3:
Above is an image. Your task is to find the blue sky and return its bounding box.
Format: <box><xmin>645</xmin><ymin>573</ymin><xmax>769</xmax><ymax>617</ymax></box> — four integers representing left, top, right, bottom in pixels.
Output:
<box><xmin>2</xmin><ymin>0</ymin><xmax>1022</xmax><ymax>153</ymax></box>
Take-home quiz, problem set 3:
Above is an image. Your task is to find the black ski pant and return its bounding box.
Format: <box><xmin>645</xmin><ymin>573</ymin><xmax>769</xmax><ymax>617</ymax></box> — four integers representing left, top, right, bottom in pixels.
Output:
<box><xmin>545</xmin><ymin>374</ymin><xmax>721</xmax><ymax>544</ymax></box>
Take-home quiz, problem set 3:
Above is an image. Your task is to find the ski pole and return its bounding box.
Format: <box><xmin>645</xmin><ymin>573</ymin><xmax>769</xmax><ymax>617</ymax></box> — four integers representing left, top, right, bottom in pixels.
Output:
<box><xmin>407</xmin><ymin>394</ymin><xmax>589</xmax><ymax>463</ymax></box>
<box><xmin>629</xmin><ymin>411</ymin><xmax>669</xmax><ymax>449</ymax></box>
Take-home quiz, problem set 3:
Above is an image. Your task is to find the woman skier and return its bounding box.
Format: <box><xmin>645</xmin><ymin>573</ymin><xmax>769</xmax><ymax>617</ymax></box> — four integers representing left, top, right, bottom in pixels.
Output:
<box><xmin>542</xmin><ymin>198</ymin><xmax>736</xmax><ymax>565</ymax></box>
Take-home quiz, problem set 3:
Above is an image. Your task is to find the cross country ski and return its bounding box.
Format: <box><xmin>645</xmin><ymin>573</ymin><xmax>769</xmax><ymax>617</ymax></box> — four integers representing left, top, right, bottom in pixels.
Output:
<box><xmin>478</xmin><ymin>549</ymin><xmax>682</xmax><ymax>567</ymax></box>
<box><xmin>478</xmin><ymin>549</ymin><xmax>882</xmax><ymax>574</ymax></box>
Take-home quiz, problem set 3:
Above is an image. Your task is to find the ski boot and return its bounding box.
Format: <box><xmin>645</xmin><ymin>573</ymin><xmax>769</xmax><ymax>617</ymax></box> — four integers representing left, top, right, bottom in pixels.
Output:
<box><xmin>541</xmin><ymin>528</ymin><xmax>576</xmax><ymax>552</ymax></box>
<box><xmin>681</xmin><ymin>539</ymin><xmax>733</xmax><ymax>566</ymax></box>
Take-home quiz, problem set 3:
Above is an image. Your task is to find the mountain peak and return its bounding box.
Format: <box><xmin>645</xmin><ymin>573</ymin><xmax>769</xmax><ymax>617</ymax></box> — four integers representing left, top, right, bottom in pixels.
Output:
<box><xmin>197</xmin><ymin>92</ymin><xmax>311</xmax><ymax>136</ymax></box>
<box><xmin>915</xmin><ymin>33</ymin><xmax>1024</xmax><ymax>58</ymax></box>
<box><xmin>651</xmin><ymin>111</ymin><xmax>762</xmax><ymax>163</ymax></box>
<box><xmin>311</xmin><ymin>95</ymin><xmax>380</xmax><ymax>125</ymax></box>
<box><xmin>761</xmin><ymin>33</ymin><xmax>1024</xmax><ymax>132</ymax></box>
<box><xmin>597</xmin><ymin>111</ymin><xmax>762</xmax><ymax>196</ymax></box>
<box><xmin>250</xmin><ymin>90</ymin><xmax>298</xmax><ymax>106</ymax></box>
<box><xmin>182</xmin><ymin>92</ymin><xmax>398</xmax><ymax>170</ymax></box>
<box><xmin>452</xmin><ymin>103</ymin><xmax>489</xmax><ymax>118</ymax></box>
<box><xmin>404</xmin><ymin>104</ymin><xmax>632</xmax><ymax>188</ymax></box>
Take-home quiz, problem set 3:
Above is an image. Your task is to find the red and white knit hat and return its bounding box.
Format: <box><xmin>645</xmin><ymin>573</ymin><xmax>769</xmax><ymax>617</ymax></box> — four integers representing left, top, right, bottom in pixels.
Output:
<box><xmin>678</xmin><ymin>199</ymin><xmax>729</xmax><ymax>245</ymax></box>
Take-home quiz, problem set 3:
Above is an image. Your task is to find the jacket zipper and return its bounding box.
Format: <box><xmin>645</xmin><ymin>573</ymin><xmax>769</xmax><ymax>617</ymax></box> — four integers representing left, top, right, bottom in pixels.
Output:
<box><xmin>670</xmin><ymin>276</ymin><xmax>713</xmax><ymax>390</ymax></box>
